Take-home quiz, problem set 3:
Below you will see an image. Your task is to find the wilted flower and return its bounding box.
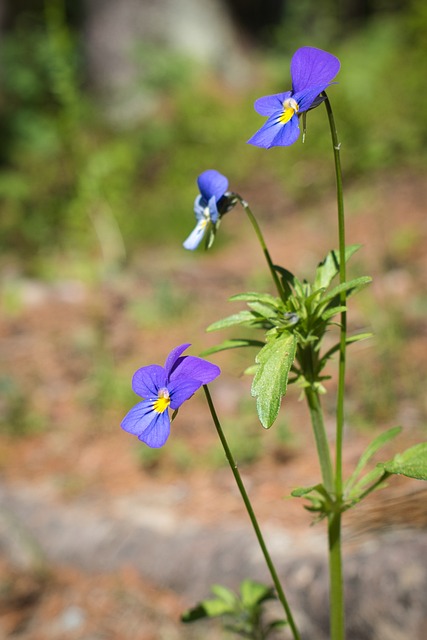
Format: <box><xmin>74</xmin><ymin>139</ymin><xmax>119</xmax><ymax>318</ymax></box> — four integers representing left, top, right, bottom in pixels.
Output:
<box><xmin>121</xmin><ymin>344</ymin><xmax>220</xmax><ymax>447</ymax></box>
<box><xmin>247</xmin><ymin>47</ymin><xmax>340</xmax><ymax>149</ymax></box>
<box><xmin>183</xmin><ymin>169</ymin><xmax>236</xmax><ymax>250</ymax></box>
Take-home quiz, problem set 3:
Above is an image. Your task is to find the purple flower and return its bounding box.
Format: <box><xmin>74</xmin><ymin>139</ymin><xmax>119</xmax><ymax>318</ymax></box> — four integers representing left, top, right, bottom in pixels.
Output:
<box><xmin>247</xmin><ymin>47</ymin><xmax>340</xmax><ymax>149</ymax></box>
<box><xmin>121</xmin><ymin>344</ymin><xmax>220</xmax><ymax>448</ymax></box>
<box><xmin>183</xmin><ymin>170</ymin><xmax>235</xmax><ymax>250</ymax></box>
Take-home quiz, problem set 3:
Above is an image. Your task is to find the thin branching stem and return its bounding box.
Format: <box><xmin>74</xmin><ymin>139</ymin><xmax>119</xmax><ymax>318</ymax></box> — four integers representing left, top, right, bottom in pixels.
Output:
<box><xmin>203</xmin><ymin>385</ymin><xmax>302</xmax><ymax>640</ymax></box>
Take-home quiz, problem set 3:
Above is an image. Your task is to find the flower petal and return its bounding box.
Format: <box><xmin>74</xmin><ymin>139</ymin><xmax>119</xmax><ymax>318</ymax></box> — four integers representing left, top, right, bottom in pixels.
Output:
<box><xmin>183</xmin><ymin>218</ymin><xmax>209</xmax><ymax>250</ymax></box>
<box><xmin>121</xmin><ymin>399</ymin><xmax>157</xmax><ymax>435</ymax></box>
<box><xmin>139</xmin><ymin>410</ymin><xmax>171</xmax><ymax>448</ymax></box>
<box><xmin>168</xmin><ymin>377</ymin><xmax>203</xmax><ymax>410</ymax></box>
<box><xmin>207</xmin><ymin>195</ymin><xmax>220</xmax><ymax>224</ymax></box>
<box><xmin>197</xmin><ymin>170</ymin><xmax>228</xmax><ymax>202</ymax></box>
<box><xmin>253</xmin><ymin>92</ymin><xmax>291</xmax><ymax>116</ymax></box>
<box><xmin>132</xmin><ymin>364</ymin><xmax>166</xmax><ymax>398</ymax></box>
<box><xmin>293</xmin><ymin>83</ymin><xmax>332</xmax><ymax>112</ymax></box>
<box><xmin>170</xmin><ymin>355</ymin><xmax>220</xmax><ymax>386</ymax></box>
<box><xmin>164</xmin><ymin>343</ymin><xmax>191</xmax><ymax>377</ymax></box>
<box><xmin>291</xmin><ymin>47</ymin><xmax>340</xmax><ymax>94</ymax></box>
<box><xmin>247</xmin><ymin>111</ymin><xmax>300</xmax><ymax>148</ymax></box>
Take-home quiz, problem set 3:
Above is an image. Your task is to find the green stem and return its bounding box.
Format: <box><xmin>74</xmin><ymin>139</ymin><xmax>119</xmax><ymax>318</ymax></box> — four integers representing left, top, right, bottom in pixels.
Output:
<box><xmin>203</xmin><ymin>385</ymin><xmax>302</xmax><ymax>640</ymax></box>
<box><xmin>304</xmin><ymin>387</ymin><xmax>334</xmax><ymax>494</ymax></box>
<box><xmin>237</xmin><ymin>196</ymin><xmax>286</xmax><ymax>303</ymax></box>
<box><xmin>323</xmin><ymin>92</ymin><xmax>346</xmax><ymax>496</ymax></box>
<box><xmin>323</xmin><ymin>93</ymin><xmax>346</xmax><ymax>640</ymax></box>
<box><xmin>328</xmin><ymin>512</ymin><xmax>344</xmax><ymax>640</ymax></box>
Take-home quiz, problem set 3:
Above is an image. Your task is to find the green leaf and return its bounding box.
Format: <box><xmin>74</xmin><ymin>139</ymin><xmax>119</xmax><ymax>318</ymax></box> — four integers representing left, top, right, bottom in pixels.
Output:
<box><xmin>345</xmin><ymin>426</ymin><xmax>402</xmax><ymax>494</ymax></box>
<box><xmin>321</xmin><ymin>305</ymin><xmax>347</xmax><ymax>321</ymax></box>
<box><xmin>247</xmin><ymin>301</ymin><xmax>279</xmax><ymax>319</ymax></box>
<box><xmin>379</xmin><ymin>442</ymin><xmax>427</xmax><ymax>481</ymax></box>
<box><xmin>314</xmin><ymin>244</ymin><xmax>361</xmax><ymax>291</ymax></box>
<box><xmin>210</xmin><ymin>584</ymin><xmax>238</xmax><ymax>605</ymax></box>
<box><xmin>251</xmin><ymin>332</ymin><xmax>297</xmax><ymax>428</ymax></box>
<box><xmin>207</xmin><ymin>310</ymin><xmax>257</xmax><ymax>332</ymax></box>
<box><xmin>200</xmin><ymin>338</ymin><xmax>265</xmax><ymax>356</ymax></box>
<box><xmin>240</xmin><ymin>579</ymin><xmax>275</xmax><ymax>608</ymax></box>
<box><xmin>229</xmin><ymin>292</ymin><xmax>281</xmax><ymax>306</ymax></box>
<box><xmin>181</xmin><ymin>597</ymin><xmax>235</xmax><ymax>622</ymax></box>
<box><xmin>320</xmin><ymin>276</ymin><xmax>372</xmax><ymax>305</ymax></box>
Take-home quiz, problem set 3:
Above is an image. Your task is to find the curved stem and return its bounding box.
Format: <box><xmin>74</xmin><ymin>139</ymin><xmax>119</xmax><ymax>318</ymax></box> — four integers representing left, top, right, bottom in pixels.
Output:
<box><xmin>323</xmin><ymin>92</ymin><xmax>347</xmax><ymax>640</ymax></box>
<box><xmin>323</xmin><ymin>93</ymin><xmax>346</xmax><ymax>496</ymax></box>
<box><xmin>236</xmin><ymin>196</ymin><xmax>286</xmax><ymax>303</ymax></box>
<box><xmin>203</xmin><ymin>385</ymin><xmax>302</xmax><ymax>640</ymax></box>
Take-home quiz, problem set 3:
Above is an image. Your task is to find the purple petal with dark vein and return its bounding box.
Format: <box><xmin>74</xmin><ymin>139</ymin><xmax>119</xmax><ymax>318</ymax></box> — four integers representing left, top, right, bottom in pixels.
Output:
<box><xmin>294</xmin><ymin>83</ymin><xmax>333</xmax><ymax>112</ymax></box>
<box><xmin>291</xmin><ymin>47</ymin><xmax>340</xmax><ymax>94</ymax></box>
<box><xmin>168</xmin><ymin>377</ymin><xmax>203</xmax><ymax>410</ymax></box>
<box><xmin>253</xmin><ymin>92</ymin><xmax>291</xmax><ymax>116</ymax></box>
<box><xmin>121</xmin><ymin>399</ymin><xmax>157</xmax><ymax>435</ymax></box>
<box><xmin>197</xmin><ymin>170</ymin><xmax>228</xmax><ymax>202</ymax></box>
<box><xmin>164</xmin><ymin>344</ymin><xmax>191</xmax><ymax>377</ymax></box>
<box><xmin>138</xmin><ymin>410</ymin><xmax>171</xmax><ymax>448</ymax></box>
<box><xmin>247</xmin><ymin>112</ymin><xmax>284</xmax><ymax>148</ymax></box>
<box><xmin>271</xmin><ymin>115</ymin><xmax>300</xmax><ymax>146</ymax></box>
<box><xmin>132</xmin><ymin>364</ymin><xmax>166</xmax><ymax>397</ymax></box>
<box><xmin>170</xmin><ymin>356</ymin><xmax>220</xmax><ymax>385</ymax></box>
<box><xmin>248</xmin><ymin>110</ymin><xmax>300</xmax><ymax>148</ymax></box>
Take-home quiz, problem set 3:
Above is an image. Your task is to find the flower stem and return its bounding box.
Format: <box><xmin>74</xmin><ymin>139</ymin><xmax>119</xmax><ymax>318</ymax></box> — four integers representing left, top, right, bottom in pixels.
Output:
<box><xmin>236</xmin><ymin>196</ymin><xmax>286</xmax><ymax>303</ymax></box>
<box><xmin>323</xmin><ymin>92</ymin><xmax>346</xmax><ymax>497</ymax></box>
<box><xmin>323</xmin><ymin>92</ymin><xmax>347</xmax><ymax>640</ymax></box>
<box><xmin>203</xmin><ymin>385</ymin><xmax>301</xmax><ymax>640</ymax></box>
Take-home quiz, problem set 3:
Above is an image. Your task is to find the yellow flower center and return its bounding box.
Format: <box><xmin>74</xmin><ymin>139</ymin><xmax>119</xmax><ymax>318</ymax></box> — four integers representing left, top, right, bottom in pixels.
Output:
<box><xmin>279</xmin><ymin>97</ymin><xmax>299</xmax><ymax>125</ymax></box>
<box><xmin>153</xmin><ymin>388</ymin><xmax>171</xmax><ymax>414</ymax></box>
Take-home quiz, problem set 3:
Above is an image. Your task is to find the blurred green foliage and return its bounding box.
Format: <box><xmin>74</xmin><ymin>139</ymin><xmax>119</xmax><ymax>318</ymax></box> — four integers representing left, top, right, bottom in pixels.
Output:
<box><xmin>0</xmin><ymin>0</ymin><xmax>426</xmax><ymax>272</ymax></box>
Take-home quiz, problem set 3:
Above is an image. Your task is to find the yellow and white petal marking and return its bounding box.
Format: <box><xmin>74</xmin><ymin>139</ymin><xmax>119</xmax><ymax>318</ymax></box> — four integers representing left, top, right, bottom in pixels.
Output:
<box><xmin>153</xmin><ymin>388</ymin><xmax>171</xmax><ymax>413</ymax></box>
<box><xmin>279</xmin><ymin>97</ymin><xmax>299</xmax><ymax>125</ymax></box>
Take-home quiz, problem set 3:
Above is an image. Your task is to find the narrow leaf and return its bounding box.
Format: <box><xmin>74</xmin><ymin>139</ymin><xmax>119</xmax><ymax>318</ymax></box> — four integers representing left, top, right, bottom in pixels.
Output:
<box><xmin>345</xmin><ymin>426</ymin><xmax>402</xmax><ymax>493</ymax></box>
<box><xmin>320</xmin><ymin>276</ymin><xmax>372</xmax><ymax>305</ymax></box>
<box><xmin>314</xmin><ymin>244</ymin><xmax>361</xmax><ymax>290</ymax></box>
<box><xmin>200</xmin><ymin>338</ymin><xmax>265</xmax><ymax>356</ymax></box>
<box><xmin>207</xmin><ymin>310</ymin><xmax>257</xmax><ymax>332</ymax></box>
<box><xmin>251</xmin><ymin>332</ymin><xmax>297</xmax><ymax>428</ymax></box>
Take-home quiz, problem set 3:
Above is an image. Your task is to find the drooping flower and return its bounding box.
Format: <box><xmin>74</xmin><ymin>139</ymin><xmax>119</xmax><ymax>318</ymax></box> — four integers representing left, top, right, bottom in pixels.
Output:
<box><xmin>247</xmin><ymin>47</ymin><xmax>340</xmax><ymax>149</ymax></box>
<box><xmin>183</xmin><ymin>169</ymin><xmax>236</xmax><ymax>250</ymax></box>
<box><xmin>121</xmin><ymin>344</ymin><xmax>220</xmax><ymax>448</ymax></box>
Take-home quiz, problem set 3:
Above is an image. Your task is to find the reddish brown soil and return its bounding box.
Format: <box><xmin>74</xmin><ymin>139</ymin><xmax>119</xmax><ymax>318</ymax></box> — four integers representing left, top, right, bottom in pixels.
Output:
<box><xmin>1</xmin><ymin>172</ymin><xmax>426</xmax><ymax>638</ymax></box>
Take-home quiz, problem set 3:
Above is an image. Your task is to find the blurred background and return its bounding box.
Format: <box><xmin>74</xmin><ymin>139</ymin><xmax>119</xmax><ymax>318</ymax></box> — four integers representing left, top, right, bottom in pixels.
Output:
<box><xmin>0</xmin><ymin>1</ymin><xmax>426</xmax><ymax>638</ymax></box>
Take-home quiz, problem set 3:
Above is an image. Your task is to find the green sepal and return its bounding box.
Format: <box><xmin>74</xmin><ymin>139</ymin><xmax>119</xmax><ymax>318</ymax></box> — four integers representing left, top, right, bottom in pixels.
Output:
<box><xmin>200</xmin><ymin>338</ymin><xmax>265</xmax><ymax>356</ymax></box>
<box><xmin>314</xmin><ymin>244</ymin><xmax>361</xmax><ymax>291</ymax></box>
<box><xmin>378</xmin><ymin>442</ymin><xmax>427</xmax><ymax>481</ymax></box>
<box><xmin>251</xmin><ymin>332</ymin><xmax>297</xmax><ymax>428</ymax></box>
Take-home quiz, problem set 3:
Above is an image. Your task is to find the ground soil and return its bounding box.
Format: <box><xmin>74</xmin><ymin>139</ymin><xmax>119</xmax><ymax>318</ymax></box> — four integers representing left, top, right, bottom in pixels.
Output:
<box><xmin>0</xmin><ymin>171</ymin><xmax>426</xmax><ymax>639</ymax></box>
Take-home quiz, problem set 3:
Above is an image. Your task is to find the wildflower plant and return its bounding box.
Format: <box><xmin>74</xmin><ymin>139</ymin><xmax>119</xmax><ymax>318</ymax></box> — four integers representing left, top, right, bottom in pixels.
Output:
<box><xmin>121</xmin><ymin>46</ymin><xmax>427</xmax><ymax>640</ymax></box>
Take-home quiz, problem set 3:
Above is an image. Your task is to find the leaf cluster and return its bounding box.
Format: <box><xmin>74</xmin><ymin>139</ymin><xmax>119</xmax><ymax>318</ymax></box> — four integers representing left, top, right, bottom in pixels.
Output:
<box><xmin>182</xmin><ymin>579</ymin><xmax>286</xmax><ymax>640</ymax></box>
<box><xmin>292</xmin><ymin>427</ymin><xmax>427</xmax><ymax>520</ymax></box>
<box><xmin>204</xmin><ymin>245</ymin><xmax>371</xmax><ymax>428</ymax></box>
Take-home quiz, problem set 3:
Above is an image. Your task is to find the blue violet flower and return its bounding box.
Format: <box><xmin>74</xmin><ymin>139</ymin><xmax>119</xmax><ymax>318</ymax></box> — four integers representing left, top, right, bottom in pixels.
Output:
<box><xmin>183</xmin><ymin>169</ymin><xmax>236</xmax><ymax>250</ymax></box>
<box><xmin>121</xmin><ymin>343</ymin><xmax>220</xmax><ymax>448</ymax></box>
<box><xmin>247</xmin><ymin>46</ymin><xmax>340</xmax><ymax>149</ymax></box>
